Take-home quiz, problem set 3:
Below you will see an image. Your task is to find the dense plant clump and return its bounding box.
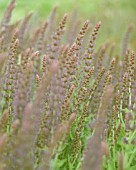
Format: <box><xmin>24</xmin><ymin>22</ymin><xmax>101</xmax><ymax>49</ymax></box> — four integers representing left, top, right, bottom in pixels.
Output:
<box><xmin>0</xmin><ymin>1</ymin><xmax>135</xmax><ymax>170</ymax></box>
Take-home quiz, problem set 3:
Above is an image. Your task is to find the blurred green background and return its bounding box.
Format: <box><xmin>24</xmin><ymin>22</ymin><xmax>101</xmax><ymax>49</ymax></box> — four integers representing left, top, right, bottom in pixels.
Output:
<box><xmin>0</xmin><ymin>0</ymin><xmax>136</xmax><ymax>49</ymax></box>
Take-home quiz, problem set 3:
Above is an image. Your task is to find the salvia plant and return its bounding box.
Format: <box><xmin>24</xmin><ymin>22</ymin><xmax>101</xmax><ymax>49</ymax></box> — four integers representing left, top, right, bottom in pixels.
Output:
<box><xmin>0</xmin><ymin>1</ymin><xmax>135</xmax><ymax>170</ymax></box>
